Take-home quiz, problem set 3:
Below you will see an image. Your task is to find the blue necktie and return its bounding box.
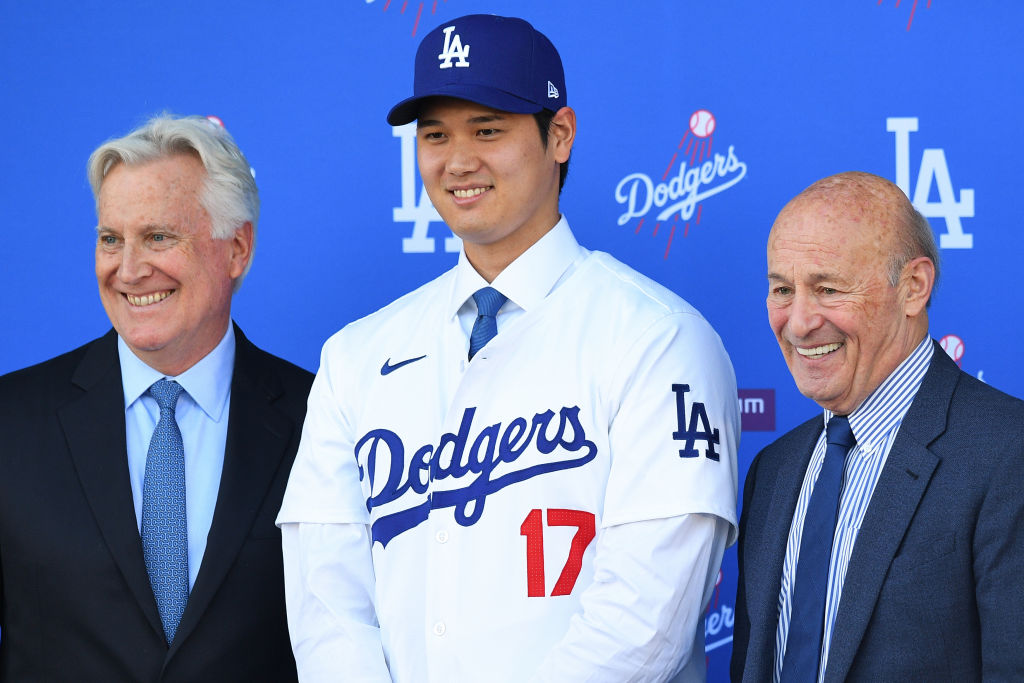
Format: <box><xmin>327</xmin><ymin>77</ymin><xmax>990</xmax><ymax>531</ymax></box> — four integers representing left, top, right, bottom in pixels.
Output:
<box><xmin>781</xmin><ymin>415</ymin><xmax>856</xmax><ymax>682</ymax></box>
<box><xmin>469</xmin><ymin>287</ymin><xmax>507</xmax><ymax>359</ymax></box>
<box><xmin>141</xmin><ymin>378</ymin><xmax>189</xmax><ymax>644</ymax></box>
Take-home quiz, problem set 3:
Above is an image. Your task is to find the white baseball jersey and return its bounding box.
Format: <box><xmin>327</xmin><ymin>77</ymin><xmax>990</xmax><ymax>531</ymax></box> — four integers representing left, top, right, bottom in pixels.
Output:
<box><xmin>278</xmin><ymin>218</ymin><xmax>739</xmax><ymax>682</ymax></box>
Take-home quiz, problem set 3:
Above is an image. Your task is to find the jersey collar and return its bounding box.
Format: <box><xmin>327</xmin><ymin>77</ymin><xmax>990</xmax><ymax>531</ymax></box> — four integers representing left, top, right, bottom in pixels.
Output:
<box><xmin>447</xmin><ymin>215</ymin><xmax>584</xmax><ymax>320</ymax></box>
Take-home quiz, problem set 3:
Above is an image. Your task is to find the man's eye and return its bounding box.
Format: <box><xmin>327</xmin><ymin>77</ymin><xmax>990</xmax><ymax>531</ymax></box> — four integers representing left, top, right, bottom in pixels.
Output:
<box><xmin>99</xmin><ymin>235</ymin><xmax>118</xmax><ymax>246</ymax></box>
<box><xmin>821</xmin><ymin>287</ymin><xmax>837</xmax><ymax>295</ymax></box>
<box><xmin>422</xmin><ymin>131</ymin><xmax>445</xmax><ymax>141</ymax></box>
<box><xmin>772</xmin><ymin>286</ymin><xmax>791</xmax><ymax>296</ymax></box>
<box><xmin>478</xmin><ymin>128</ymin><xmax>498</xmax><ymax>137</ymax></box>
<box><xmin>152</xmin><ymin>234</ymin><xmax>165</xmax><ymax>242</ymax></box>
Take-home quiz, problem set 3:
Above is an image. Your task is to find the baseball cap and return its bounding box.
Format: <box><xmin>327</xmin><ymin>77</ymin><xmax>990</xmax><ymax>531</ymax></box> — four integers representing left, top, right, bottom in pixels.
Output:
<box><xmin>387</xmin><ymin>14</ymin><xmax>566</xmax><ymax>126</ymax></box>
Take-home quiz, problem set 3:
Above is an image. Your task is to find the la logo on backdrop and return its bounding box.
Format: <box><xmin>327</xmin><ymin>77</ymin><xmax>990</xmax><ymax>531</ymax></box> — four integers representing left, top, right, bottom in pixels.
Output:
<box><xmin>613</xmin><ymin>110</ymin><xmax>748</xmax><ymax>259</ymax></box>
<box><xmin>887</xmin><ymin>117</ymin><xmax>974</xmax><ymax>249</ymax></box>
<box><xmin>391</xmin><ymin>122</ymin><xmax>459</xmax><ymax>254</ymax></box>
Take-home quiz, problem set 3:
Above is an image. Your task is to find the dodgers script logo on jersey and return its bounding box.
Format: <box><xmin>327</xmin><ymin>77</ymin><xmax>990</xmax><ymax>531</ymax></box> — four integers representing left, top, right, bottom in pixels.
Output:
<box><xmin>356</xmin><ymin>404</ymin><xmax>598</xmax><ymax>546</ymax></box>
<box><xmin>887</xmin><ymin>117</ymin><xmax>974</xmax><ymax>249</ymax></box>
<box><xmin>614</xmin><ymin>109</ymin><xmax>748</xmax><ymax>258</ymax></box>
<box><xmin>355</xmin><ymin>387</ymin><xmax>723</xmax><ymax>547</ymax></box>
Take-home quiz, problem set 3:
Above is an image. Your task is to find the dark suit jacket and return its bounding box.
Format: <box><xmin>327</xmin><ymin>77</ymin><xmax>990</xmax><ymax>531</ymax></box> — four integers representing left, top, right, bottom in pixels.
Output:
<box><xmin>732</xmin><ymin>342</ymin><xmax>1024</xmax><ymax>682</ymax></box>
<box><xmin>0</xmin><ymin>325</ymin><xmax>312</xmax><ymax>682</ymax></box>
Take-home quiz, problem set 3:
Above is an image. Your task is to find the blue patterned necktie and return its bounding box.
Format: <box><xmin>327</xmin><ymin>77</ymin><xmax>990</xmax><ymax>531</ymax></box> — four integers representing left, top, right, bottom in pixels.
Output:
<box><xmin>781</xmin><ymin>415</ymin><xmax>857</xmax><ymax>682</ymax></box>
<box><xmin>469</xmin><ymin>286</ymin><xmax>507</xmax><ymax>359</ymax></box>
<box><xmin>141</xmin><ymin>378</ymin><xmax>189</xmax><ymax>644</ymax></box>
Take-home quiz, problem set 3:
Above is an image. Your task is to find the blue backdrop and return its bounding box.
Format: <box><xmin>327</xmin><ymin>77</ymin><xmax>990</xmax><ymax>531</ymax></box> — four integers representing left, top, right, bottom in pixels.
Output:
<box><xmin>2</xmin><ymin>2</ymin><xmax>1021</xmax><ymax>679</ymax></box>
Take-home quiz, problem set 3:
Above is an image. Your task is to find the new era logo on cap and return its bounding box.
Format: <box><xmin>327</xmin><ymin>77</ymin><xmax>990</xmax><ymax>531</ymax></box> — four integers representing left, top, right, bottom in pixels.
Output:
<box><xmin>387</xmin><ymin>14</ymin><xmax>567</xmax><ymax>126</ymax></box>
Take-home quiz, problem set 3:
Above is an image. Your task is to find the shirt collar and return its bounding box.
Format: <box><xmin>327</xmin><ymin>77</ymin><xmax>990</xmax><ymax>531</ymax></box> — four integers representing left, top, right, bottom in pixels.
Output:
<box><xmin>118</xmin><ymin>324</ymin><xmax>236</xmax><ymax>421</ymax></box>
<box><xmin>823</xmin><ymin>336</ymin><xmax>934</xmax><ymax>449</ymax></box>
<box><xmin>447</xmin><ymin>215</ymin><xmax>583</xmax><ymax>319</ymax></box>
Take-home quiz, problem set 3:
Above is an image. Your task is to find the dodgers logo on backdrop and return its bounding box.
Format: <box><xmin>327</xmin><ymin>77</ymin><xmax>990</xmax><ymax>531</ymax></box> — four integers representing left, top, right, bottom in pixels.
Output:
<box><xmin>438</xmin><ymin>25</ymin><xmax>470</xmax><ymax>68</ymax></box>
<box><xmin>391</xmin><ymin>123</ymin><xmax>461</xmax><ymax>253</ymax></box>
<box><xmin>614</xmin><ymin>109</ymin><xmax>747</xmax><ymax>258</ymax></box>
<box><xmin>704</xmin><ymin>569</ymin><xmax>735</xmax><ymax>653</ymax></box>
<box><xmin>887</xmin><ymin>117</ymin><xmax>974</xmax><ymax>249</ymax></box>
<box><xmin>355</xmin><ymin>405</ymin><xmax>598</xmax><ymax>546</ymax></box>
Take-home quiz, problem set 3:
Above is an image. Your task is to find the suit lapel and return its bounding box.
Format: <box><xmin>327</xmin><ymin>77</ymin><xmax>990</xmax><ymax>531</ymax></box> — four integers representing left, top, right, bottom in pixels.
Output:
<box><xmin>823</xmin><ymin>343</ymin><xmax>956</xmax><ymax>682</ymax></box>
<box><xmin>170</xmin><ymin>327</ymin><xmax>294</xmax><ymax>655</ymax></box>
<box><xmin>744</xmin><ymin>418</ymin><xmax>822</xmax><ymax>680</ymax></box>
<box><xmin>58</xmin><ymin>331</ymin><xmax>165</xmax><ymax>639</ymax></box>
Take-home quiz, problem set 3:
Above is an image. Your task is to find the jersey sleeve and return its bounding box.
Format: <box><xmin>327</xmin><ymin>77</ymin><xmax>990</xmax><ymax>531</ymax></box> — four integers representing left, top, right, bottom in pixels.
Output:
<box><xmin>529</xmin><ymin>513</ymin><xmax>730</xmax><ymax>681</ymax></box>
<box><xmin>601</xmin><ymin>310</ymin><xmax>739</xmax><ymax>542</ymax></box>
<box><xmin>280</xmin><ymin>522</ymin><xmax>391</xmax><ymax>682</ymax></box>
<box><xmin>277</xmin><ymin>332</ymin><xmax>369</xmax><ymax>526</ymax></box>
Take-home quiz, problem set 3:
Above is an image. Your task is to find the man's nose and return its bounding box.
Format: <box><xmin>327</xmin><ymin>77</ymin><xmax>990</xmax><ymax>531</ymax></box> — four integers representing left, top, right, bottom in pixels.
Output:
<box><xmin>117</xmin><ymin>241</ymin><xmax>153</xmax><ymax>283</ymax></box>
<box><xmin>445</xmin><ymin>138</ymin><xmax>481</xmax><ymax>176</ymax></box>
<box><xmin>786</xmin><ymin>290</ymin><xmax>824</xmax><ymax>339</ymax></box>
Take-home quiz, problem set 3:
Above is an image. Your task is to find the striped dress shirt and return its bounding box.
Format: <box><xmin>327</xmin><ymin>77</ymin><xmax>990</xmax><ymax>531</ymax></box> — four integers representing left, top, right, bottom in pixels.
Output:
<box><xmin>773</xmin><ymin>337</ymin><xmax>934</xmax><ymax>682</ymax></box>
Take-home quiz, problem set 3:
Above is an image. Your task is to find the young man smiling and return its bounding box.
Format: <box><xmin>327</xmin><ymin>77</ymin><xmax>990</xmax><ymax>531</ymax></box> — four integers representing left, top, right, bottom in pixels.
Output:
<box><xmin>279</xmin><ymin>14</ymin><xmax>740</xmax><ymax>682</ymax></box>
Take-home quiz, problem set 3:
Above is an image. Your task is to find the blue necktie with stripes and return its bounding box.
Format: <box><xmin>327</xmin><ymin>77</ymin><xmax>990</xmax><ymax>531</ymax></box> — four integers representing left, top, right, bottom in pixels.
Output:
<box><xmin>469</xmin><ymin>287</ymin><xmax>507</xmax><ymax>359</ymax></box>
<box><xmin>141</xmin><ymin>378</ymin><xmax>189</xmax><ymax>644</ymax></box>
<box><xmin>781</xmin><ymin>415</ymin><xmax>856</xmax><ymax>682</ymax></box>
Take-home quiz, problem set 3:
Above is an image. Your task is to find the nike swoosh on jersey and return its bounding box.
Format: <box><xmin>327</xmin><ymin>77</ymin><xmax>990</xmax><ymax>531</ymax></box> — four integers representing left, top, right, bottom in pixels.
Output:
<box><xmin>380</xmin><ymin>355</ymin><xmax>428</xmax><ymax>375</ymax></box>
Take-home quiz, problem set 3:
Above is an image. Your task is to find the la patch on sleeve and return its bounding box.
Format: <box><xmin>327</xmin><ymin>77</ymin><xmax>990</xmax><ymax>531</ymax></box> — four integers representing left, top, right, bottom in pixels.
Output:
<box><xmin>671</xmin><ymin>383</ymin><xmax>720</xmax><ymax>461</ymax></box>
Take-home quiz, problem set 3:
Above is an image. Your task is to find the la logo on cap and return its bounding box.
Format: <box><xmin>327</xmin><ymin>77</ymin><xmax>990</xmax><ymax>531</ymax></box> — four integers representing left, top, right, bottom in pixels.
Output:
<box><xmin>438</xmin><ymin>25</ymin><xmax>470</xmax><ymax>69</ymax></box>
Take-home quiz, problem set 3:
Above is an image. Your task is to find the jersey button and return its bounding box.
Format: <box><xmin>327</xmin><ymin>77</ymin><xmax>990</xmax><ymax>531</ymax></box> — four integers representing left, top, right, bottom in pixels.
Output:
<box><xmin>433</xmin><ymin>621</ymin><xmax>446</xmax><ymax>636</ymax></box>
<box><xmin>435</xmin><ymin>530</ymin><xmax>449</xmax><ymax>544</ymax></box>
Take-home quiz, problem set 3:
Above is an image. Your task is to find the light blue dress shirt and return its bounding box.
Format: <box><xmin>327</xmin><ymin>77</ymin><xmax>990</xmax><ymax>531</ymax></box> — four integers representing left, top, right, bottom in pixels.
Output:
<box><xmin>773</xmin><ymin>336</ymin><xmax>934</xmax><ymax>682</ymax></box>
<box><xmin>118</xmin><ymin>326</ymin><xmax>235</xmax><ymax>589</ymax></box>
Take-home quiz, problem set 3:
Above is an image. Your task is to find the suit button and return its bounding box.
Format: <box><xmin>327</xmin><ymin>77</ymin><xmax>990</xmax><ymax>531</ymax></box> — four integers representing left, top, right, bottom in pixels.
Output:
<box><xmin>433</xmin><ymin>621</ymin><xmax>446</xmax><ymax>636</ymax></box>
<box><xmin>436</xmin><ymin>530</ymin><xmax>449</xmax><ymax>544</ymax></box>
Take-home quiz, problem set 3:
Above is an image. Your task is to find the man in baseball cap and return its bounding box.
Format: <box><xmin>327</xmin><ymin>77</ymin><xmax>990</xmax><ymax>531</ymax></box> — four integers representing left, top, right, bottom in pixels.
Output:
<box><xmin>279</xmin><ymin>13</ymin><xmax>739</xmax><ymax>682</ymax></box>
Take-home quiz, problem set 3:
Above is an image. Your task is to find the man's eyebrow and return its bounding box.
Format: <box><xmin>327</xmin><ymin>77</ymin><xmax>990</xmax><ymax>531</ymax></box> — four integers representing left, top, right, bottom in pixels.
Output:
<box><xmin>466</xmin><ymin>114</ymin><xmax>505</xmax><ymax>124</ymax></box>
<box><xmin>95</xmin><ymin>223</ymin><xmax>175</xmax><ymax>235</ymax></box>
<box><xmin>417</xmin><ymin>113</ymin><xmax>507</xmax><ymax>128</ymax></box>
<box><xmin>766</xmin><ymin>271</ymin><xmax>836</xmax><ymax>283</ymax></box>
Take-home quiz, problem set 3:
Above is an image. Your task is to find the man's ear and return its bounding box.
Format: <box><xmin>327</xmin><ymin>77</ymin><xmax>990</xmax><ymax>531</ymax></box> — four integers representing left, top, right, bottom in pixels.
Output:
<box><xmin>901</xmin><ymin>256</ymin><xmax>936</xmax><ymax>317</ymax></box>
<box><xmin>228</xmin><ymin>222</ymin><xmax>254</xmax><ymax>280</ymax></box>
<box><xmin>548</xmin><ymin>106</ymin><xmax>576</xmax><ymax>163</ymax></box>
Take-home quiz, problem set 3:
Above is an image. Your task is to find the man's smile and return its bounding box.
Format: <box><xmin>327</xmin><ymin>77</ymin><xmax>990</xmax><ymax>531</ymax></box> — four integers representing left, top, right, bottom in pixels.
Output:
<box><xmin>124</xmin><ymin>290</ymin><xmax>174</xmax><ymax>307</ymax></box>
<box><xmin>795</xmin><ymin>342</ymin><xmax>843</xmax><ymax>359</ymax></box>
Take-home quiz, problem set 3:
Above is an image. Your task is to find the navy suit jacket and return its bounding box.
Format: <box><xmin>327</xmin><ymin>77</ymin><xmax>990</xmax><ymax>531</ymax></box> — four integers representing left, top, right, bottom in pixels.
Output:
<box><xmin>0</xmin><ymin>326</ymin><xmax>312</xmax><ymax>682</ymax></box>
<box><xmin>732</xmin><ymin>342</ymin><xmax>1024</xmax><ymax>682</ymax></box>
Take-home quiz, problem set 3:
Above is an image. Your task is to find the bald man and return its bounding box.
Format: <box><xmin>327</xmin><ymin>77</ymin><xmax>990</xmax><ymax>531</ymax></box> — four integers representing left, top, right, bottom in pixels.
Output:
<box><xmin>732</xmin><ymin>171</ymin><xmax>1024</xmax><ymax>682</ymax></box>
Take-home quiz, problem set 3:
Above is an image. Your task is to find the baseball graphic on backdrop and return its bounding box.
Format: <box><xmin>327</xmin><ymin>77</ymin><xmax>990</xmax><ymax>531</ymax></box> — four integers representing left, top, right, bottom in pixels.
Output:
<box><xmin>939</xmin><ymin>334</ymin><xmax>965</xmax><ymax>364</ymax></box>
<box><xmin>689</xmin><ymin>109</ymin><xmax>716</xmax><ymax>138</ymax></box>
